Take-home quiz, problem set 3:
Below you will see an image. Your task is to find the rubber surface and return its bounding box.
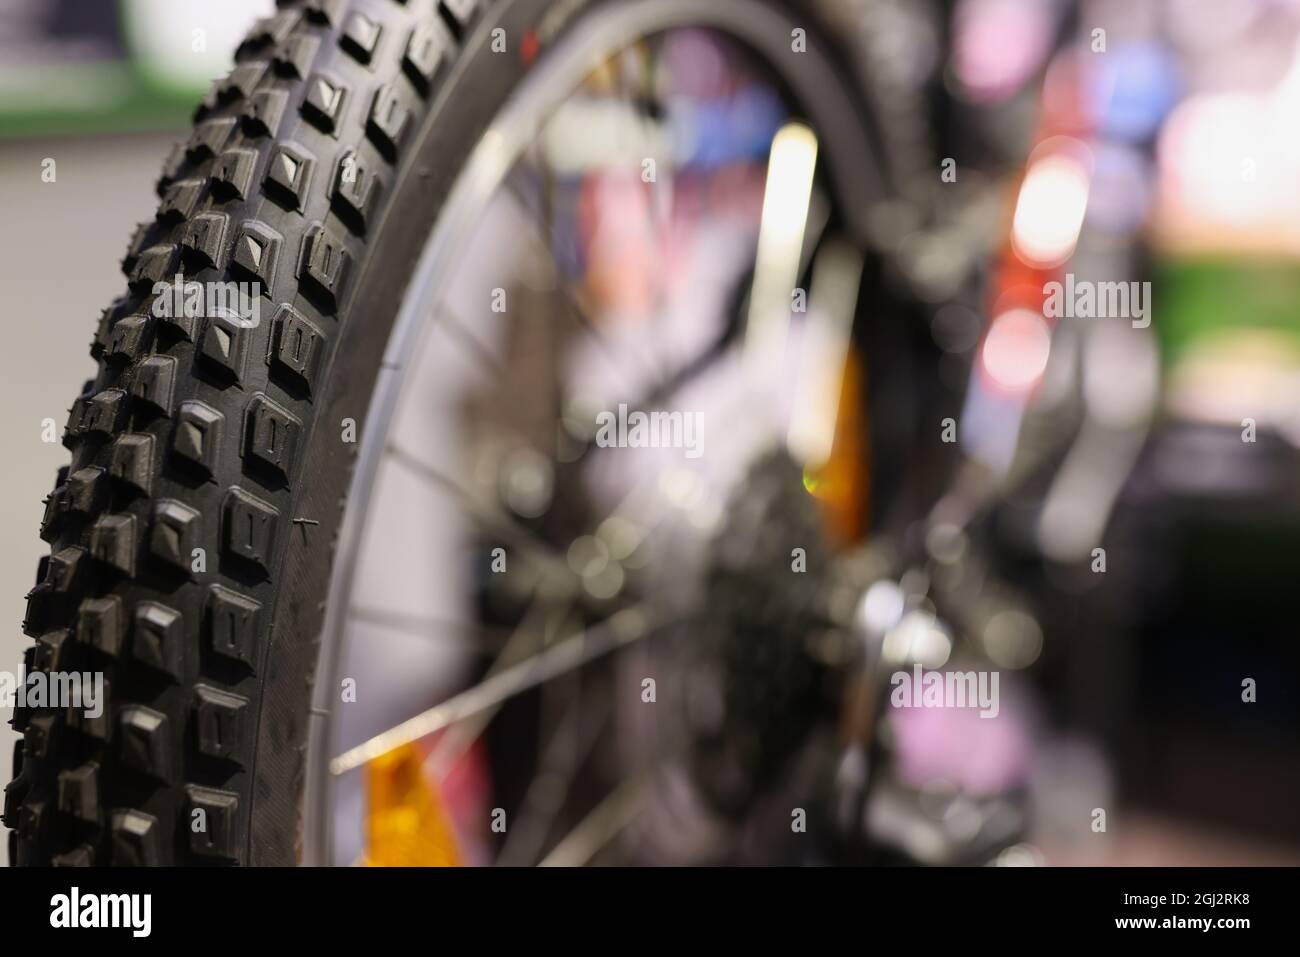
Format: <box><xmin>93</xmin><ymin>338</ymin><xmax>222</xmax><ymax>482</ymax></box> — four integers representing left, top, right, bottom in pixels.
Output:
<box><xmin>4</xmin><ymin>0</ymin><xmax>495</xmax><ymax>866</ymax></box>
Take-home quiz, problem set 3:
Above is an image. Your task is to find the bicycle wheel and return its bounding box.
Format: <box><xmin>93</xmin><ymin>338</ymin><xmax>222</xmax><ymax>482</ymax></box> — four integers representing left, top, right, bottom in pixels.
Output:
<box><xmin>7</xmin><ymin>0</ymin><xmax>937</xmax><ymax>866</ymax></box>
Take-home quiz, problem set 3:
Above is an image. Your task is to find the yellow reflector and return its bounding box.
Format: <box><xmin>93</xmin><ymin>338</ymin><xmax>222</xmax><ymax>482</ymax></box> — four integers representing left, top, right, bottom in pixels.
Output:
<box><xmin>364</xmin><ymin>743</ymin><xmax>463</xmax><ymax>867</ymax></box>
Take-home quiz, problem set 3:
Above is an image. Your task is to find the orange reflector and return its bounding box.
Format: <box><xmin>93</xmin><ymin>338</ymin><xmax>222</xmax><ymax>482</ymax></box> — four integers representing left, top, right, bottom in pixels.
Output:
<box><xmin>364</xmin><ymin>743</ymin><xmax>463</xmax><ymax>867</ymax></box>
<box><xmin>803</xmin><ymin>349</ymin><xmax>869</xmax><ymax>546</ymax></box>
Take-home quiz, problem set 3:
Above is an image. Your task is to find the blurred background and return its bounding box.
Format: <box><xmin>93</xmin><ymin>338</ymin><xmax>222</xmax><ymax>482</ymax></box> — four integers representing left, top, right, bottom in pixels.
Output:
<box><xmin>2</xmin><ymin>0</ymin><xmax>1298</xmax><ymax>866</ymax></box>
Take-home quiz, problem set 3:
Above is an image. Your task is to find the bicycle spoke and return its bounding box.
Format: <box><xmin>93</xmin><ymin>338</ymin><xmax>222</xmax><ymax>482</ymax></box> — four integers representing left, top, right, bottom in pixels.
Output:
<box><xmin>432</xmin><ymin>300</ymin><xmax>508</xmax><ymax>382</ymax></box>
<box><xmin>537</xmin><ymin>776</ymin><xmax>649</xmax><ymax>867</ymax></box>
<box><xmin>494</xmin><ymin>684</ymin><xmax>610</xmax><ymax>866</ymax></box>
<box><xmin>347</xmin><ymin>606</ymin><xmax>517</xmax><ymax>653</ymax></box>
<box><xmin>502</xmin><ymin>173</ymin><xmax>653</xmax><ymax>385</ymax></box>
<box><xmin>385</xmin><ymin>440</ymin><xmax>574</xmax><ymax>578</ymax></box>
<box><xmin>330</xmin><ymin>605</ymin><xmax>657</xmax><ymax>775</ymax></box>
<box><xmin>422</xmin><ymin>598</ymin><xmax>573</xmax><ymax>776</ymax></box>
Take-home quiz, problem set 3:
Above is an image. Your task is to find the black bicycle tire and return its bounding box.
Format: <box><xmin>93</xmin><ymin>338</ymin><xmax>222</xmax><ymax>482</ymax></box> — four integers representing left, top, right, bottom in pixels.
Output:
<box><xmin>5</xmin><ymin>0</ymin><xmax>890</xmax><ymax>866</ymax></box>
